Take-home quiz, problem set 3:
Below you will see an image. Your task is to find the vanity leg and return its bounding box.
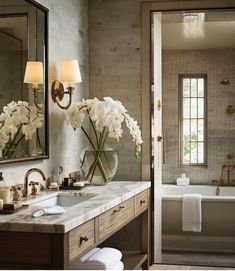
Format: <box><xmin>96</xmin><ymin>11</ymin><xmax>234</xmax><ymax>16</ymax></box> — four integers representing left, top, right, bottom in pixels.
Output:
<box><xmin>141</xmin><ymin>191</ymin><xmax>150</xmax><ymax>269</ymax></box>
<box><xmin>51</xmin><ymin>233</ymin><xmax>69</xmax><ymax>269</ymax></box>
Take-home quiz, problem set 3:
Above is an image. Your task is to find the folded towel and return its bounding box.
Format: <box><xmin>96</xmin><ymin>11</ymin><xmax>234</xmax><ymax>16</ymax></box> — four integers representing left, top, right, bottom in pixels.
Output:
<box><xmin>32</xmin><ymin>205</ymin><xmax>65</xmax><ymax>218</ymax></box>
<box><xmin>79</xmin><ymin>247</ymin><xmax>101</xmax><ymax>262</ymax></box>
<box><xmin>74</xmin><ymin>247</ymin><xmax>122</xmax><ymax>270</ymax></box>
<box><xmin>177</xmin><ymin>177</ymin><xmax>190</xmax><ymax>186</ymax></box>
<box><xmin>111</xmin><ymin>261</ymin><xmax>124</xmax><ymax>270</ymax></box>
<box><xmin>182</xmin><ymin>194</ymin><xmax>202</xmax><ymax>232</ymax></box>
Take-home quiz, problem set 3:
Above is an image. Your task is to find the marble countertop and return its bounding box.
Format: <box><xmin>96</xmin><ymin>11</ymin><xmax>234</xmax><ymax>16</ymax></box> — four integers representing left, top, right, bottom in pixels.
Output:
<box><xmin>0</xmin><ymin>181</ymin><xmax>151</xmax><ymax>233</ymax></box>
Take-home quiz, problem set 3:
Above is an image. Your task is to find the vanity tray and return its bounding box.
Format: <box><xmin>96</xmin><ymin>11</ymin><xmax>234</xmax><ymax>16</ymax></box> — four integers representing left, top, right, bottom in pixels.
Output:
<box><xmin>59</xmin><ymin>185</ymin><xmax>82</xmax><ymax>190</ymax></box>
<box><xmin>0</xmin><ymin>203</ymin><xmax>28</xmax><ymax>215</ymax></box>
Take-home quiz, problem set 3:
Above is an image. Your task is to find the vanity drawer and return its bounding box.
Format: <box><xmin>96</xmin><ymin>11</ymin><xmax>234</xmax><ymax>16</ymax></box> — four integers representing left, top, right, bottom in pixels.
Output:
<box><xmin>69</xmin><ymin>219</ymin><xmax>95</xmax><ymax>262</ymax></box>
<box><xmin>135</xmin><ymin>189</ymin><xmax>149</xmax><ymax>215</ymax></box>
<box><xmin>98</xmin><ymin>197</ymin><xmax>135</xmax><ymax>240</ymax></box>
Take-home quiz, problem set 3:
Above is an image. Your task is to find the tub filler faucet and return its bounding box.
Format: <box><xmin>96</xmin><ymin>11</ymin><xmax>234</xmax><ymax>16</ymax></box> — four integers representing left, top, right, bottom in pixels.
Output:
<box><xmin>216</xmin><ymin>165</ymin><xmax>235</xmax><ymax>196</ymax></box>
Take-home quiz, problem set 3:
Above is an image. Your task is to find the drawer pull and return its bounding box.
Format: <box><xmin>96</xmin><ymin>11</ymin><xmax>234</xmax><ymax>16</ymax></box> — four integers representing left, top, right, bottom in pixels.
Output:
<box><xmin>80</xmin><ymin>236</ymin><xmax>88</xmax><ymax>244</ymax></box>
<box><xmin>113</xmin><ymin>205</ymin><xmax>125</xmax><ymax>213</ymax></box>
<box><xmin>113</xmin><ymin>208</ymin><xmax>121</xmax><ymax>213</ymax></box>
<box><xmin>140</xmin><ymin>200</ymin><xmax>146</xmax><ymax>205</ymax></box>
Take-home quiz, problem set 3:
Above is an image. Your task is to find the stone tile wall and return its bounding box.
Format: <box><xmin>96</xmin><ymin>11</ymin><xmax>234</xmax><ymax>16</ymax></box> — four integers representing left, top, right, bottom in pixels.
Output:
<box><xmin>162</xmin><ymin>49</ymin><xmax>235</xmax><ymax>184</ymax></box>
<box><xmin>89</xmin><ymin>0</ymin><xmax>142</xmax><ymax>181</ymax></box>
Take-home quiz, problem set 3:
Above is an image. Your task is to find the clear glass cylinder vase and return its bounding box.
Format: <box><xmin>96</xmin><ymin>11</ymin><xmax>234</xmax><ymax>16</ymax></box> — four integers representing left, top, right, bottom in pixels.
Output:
<box><xmin>80</xmin><ymin>149</ymin><xmax>118</xmax><ymax>185</ymax></box>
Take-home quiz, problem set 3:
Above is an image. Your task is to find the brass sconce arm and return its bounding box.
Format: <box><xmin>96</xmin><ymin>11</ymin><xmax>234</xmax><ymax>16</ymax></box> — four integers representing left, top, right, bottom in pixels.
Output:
<box><xmin>33</xmin><ymin>88</ymin><xmax>44</xmax><ymax>110</ymax></box>
<box><xmin>50</xmin><ymin>60</ymin><xmax>82</xmax><ymax>110</ymax></box>
<box><xmin>51</xmin><ymin>80</ymin><xmax>74</xmax><ymax>110</ymax></box>
<box><xmin>24</xmin><ymin>61</ymin><xmax>44</xmax><ymax>109</ymax></box>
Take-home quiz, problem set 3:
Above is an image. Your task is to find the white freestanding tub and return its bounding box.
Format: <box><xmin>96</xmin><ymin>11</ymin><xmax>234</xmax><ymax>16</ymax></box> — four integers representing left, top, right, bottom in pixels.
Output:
<box><xmin>161</xmin><ymin>184</ymin><xmax>235</xmax><ymax>253</ymax></box>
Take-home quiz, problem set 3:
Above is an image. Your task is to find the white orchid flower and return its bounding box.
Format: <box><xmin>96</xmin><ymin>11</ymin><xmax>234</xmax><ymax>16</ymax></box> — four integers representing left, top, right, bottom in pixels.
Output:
<box><xmin>0</xmin><ymin>101</ymin><xmax>44</xmax><ymax>156</ymax></box>
<box><xmin>66</xmin><ymin>97</ymin><xmax>143</xmax><ymax>158</ymax></box>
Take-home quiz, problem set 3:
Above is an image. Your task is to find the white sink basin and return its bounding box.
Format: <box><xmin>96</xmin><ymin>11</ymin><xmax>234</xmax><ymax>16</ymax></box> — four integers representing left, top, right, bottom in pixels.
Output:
<box><xmin>29</xmin><ymin>193</ymin><xmax>96</xmax><ymax>208</ymax></box>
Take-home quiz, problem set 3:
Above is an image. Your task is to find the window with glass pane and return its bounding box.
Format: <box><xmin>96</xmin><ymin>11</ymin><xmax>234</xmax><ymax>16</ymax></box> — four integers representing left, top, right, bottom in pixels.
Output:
<box><xmin>179</xmin><ymin>75</ymin><xmax>207</xmax><ymax>166</ymax></box>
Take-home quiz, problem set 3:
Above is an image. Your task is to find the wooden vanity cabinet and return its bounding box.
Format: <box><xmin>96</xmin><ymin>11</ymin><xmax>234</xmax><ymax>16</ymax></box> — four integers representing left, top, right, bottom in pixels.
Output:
<box><xmin>0</xmin><ymin>188</ymin><xmax>150</xmax><ymax>270</ymax></box>
<box><xmin>68</xmin><ymin>188</ymin><xmax>150</xmax><ymax>270</ymax></box>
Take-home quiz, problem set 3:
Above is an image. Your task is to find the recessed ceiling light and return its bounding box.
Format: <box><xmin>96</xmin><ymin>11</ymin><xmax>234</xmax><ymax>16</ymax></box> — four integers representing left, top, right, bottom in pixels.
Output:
<box><xmin>183</xmin><ymin>13</ymin><xmax>205</xmax><ymax>23</ymax></box>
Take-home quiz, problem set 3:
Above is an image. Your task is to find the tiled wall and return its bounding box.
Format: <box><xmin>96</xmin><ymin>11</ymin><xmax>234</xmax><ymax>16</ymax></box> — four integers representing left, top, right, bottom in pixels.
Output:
<box><xmin>89</xmin><ymin>0</ymin><xmax>142</xmax><ymax>181</ymax></box>
<box><xmin>162</xmin><ymin>49</ymin><xmax>235</xmax><ymax>184</ymax></box>
<box><xmin>1</xmin><ymin>0</ymin><xmax>89</xmax><ymax>186</ymax></box>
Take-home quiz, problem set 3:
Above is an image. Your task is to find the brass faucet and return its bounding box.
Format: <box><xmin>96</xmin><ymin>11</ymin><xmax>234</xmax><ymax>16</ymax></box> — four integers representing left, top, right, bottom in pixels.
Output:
<box><xmin>216</xmin><ymin>165</ymin><xmax>235</xmax><ymax>196</ymax></box>
<box><xmin>23</xmin><ymin>168</ymin><xmax>46</xmax><ymax>198</ymax></box>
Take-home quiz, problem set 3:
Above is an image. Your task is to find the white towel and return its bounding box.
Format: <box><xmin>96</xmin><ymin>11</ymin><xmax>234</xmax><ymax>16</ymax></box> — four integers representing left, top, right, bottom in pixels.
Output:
<box><xmin>182</xmin><ymin>194</ymin><xmax>202</xmax><ymax>232</ymax></box>
<box><xmin>32</xmin><ymin>206</ymin><xmax>65</xmax><ymax>218</ymax></box>
<box><xmin>74</xmin><ymin>247</ymin><xmax>122</xmax><ymax>270</ymax></box>
<box><xmin>79</xmin><ymin>247</ymin><xmax>101</xmax><ymax>262</ymax></box>
<box><xmin>177</xmin><ymin>177</ymin><xmax>190</xmax><ymax>186</ymax></box>
<box><xmin>111</xmin><ymin>261</ymin><xmax>124</xmax><ymax>270</ymax></box>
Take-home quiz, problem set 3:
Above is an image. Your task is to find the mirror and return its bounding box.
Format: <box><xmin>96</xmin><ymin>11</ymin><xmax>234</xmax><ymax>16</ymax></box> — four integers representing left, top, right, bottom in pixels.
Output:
<box><xmin>0</xmin><ymin>0</ymin><xmax>49</xmax><ymax>164</ymax></box>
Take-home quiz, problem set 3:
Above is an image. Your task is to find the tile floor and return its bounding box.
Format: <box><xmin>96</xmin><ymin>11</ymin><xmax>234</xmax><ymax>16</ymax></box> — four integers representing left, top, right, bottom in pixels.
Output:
<box><xmin>150</xmin><ymin>264</ymin><xmax>233</xmax><ymax>270</ymax></box>
<box><xmin>159</xmin><ymin>251</ymin><xmax>235</xmax><ymax>269</ymax></box>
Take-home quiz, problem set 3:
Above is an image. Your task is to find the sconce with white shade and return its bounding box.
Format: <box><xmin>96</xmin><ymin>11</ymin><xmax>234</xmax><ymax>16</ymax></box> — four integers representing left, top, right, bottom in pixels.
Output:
<box><xmin>24</xmin><ymin>61</ymin><xmax>44</xmax><ymax>109</ymax></box>
<box><xmin>51</xmin><ymin>59</ymin><xmax>82</xmax><ymax>110</ymax></box>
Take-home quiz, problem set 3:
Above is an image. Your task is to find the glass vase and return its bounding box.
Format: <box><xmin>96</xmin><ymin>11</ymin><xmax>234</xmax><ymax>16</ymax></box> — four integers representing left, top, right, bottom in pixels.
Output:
<box><xmin>80</xmin><ymin>149</ymin><xmax>118</xmax><ymax>185</ymax></box>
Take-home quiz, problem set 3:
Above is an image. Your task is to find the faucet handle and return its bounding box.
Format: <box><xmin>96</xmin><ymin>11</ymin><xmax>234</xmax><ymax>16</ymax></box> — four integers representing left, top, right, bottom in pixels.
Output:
<box><xmin>30</xmin><ymin>181</ymin><xmax>39</xmax><ymax>197</ymax></box>
<box><xmin>11</xmin><ymin>186</ymin><xmax>22</xmax><ymax>202</ymax></box>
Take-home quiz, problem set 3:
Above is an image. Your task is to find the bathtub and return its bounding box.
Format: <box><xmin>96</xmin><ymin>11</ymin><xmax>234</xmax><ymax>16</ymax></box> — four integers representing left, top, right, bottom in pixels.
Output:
<box><xmin>161</xmin><ymin>184</ymin><xmax>235</xmax><ymax>253</ymax></box>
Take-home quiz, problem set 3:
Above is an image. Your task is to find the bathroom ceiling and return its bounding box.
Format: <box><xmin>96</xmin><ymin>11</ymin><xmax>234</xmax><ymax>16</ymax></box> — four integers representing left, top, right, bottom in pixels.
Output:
<box><xmin>162</xmin><ymin>11</ymin><xmax>235</xmax><ymax>50</ymax></box>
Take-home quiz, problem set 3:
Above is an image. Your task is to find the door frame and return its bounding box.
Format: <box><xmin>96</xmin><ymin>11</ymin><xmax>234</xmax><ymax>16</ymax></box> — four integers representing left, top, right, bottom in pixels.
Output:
<box><xmin>141</xmin><ymin>0</ymin><xmax>235</xmax><ymax>264</ymax></box>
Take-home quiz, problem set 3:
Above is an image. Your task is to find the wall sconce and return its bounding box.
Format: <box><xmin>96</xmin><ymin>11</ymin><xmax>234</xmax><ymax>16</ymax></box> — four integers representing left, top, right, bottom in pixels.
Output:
<box><xmin>51</xmin><ymin>60</ymin><xmax>82</xmax><ymax>110</ymax></box>
<box><xmin>24</xmin><ymin>61</ymin><xmax>44</xmax><ymax>109</ymax></box>
<box><xmin>221</xmin><ymin>78</ymin><xmax>230</xmax><ymax>85</ymax></box>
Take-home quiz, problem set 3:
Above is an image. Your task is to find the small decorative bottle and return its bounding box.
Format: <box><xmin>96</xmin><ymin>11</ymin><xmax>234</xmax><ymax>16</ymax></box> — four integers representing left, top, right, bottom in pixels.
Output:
<box><xmin>0</xmin><ymin>172</ymin><xmax>11</xmax><ymax>204</ymax></box>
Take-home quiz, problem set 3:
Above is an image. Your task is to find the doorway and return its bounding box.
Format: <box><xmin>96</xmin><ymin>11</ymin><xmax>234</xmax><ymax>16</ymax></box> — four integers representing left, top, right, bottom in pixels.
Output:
<box><xmin>141</xmin><ymin>0</ymin><xmax>235</xmax><ymax>267</ymax></box>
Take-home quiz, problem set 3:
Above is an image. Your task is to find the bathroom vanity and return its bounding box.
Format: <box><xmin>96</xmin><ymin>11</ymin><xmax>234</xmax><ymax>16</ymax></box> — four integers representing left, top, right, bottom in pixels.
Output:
<box><xmin>0</xmin><ymin>181</ymin><xmax>151</xmax><ymax>270</ymax></box>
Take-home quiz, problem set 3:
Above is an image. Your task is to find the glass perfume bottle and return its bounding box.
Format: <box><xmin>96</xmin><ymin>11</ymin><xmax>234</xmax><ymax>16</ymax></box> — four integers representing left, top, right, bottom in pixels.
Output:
<box><xmin>52</xmin><ymin>166</ymin><xmax>64</xmax><ymax>185</ymax></box>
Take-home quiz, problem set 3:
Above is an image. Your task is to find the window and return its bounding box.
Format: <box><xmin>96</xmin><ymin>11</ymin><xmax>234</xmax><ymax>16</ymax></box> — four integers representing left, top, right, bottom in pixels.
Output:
<box><xmin>179</xmin><ymin>74</ymin><xmax>207</xmax><ymax>166</ymax></box>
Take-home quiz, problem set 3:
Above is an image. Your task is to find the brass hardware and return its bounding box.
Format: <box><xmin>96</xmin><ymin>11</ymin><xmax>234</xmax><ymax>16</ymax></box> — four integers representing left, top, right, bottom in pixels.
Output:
<box><xmin>23</xmin><ymin>168</ymin><xmax>46</xmax><ymax>198</ymax></box>
<box><xmin>11</xmin><ymin>186</ymin><xmax>22</xmax><ymax>202</ymax></box>
<box><xmin>157</xmin><ymin>136</ymin><xmax>162</xmax><ymax>142</ymax></box>
<box><xmin>51</xmin><ymin>80</ymin><xmax>73</xmax><ymax>110</ymax></box>
<box><xmin>140</xmin><ymin>200</ymin><xmax>146</xmax><ymax>205</ymax></box>
<box><xmin>51</xmin><ymin>60</ymin><xmax>82</xmax><ymax>110</ymax></box>
<box><xmin>113</xmin><ymin>205</ymin><xmax>125</xmax><ymax>213</ymax></box>
<box><xmin>80</xmin><ymin>236</ymin><xmax>88</xmax><ymax>244</ymax></box>
<box><xmin>221</xmin><ymin>78</ymin><xmax>230</xmax><ymax>85</ymax></box>
<box><xmin>216</xmin><ymin>164</ymin><xmax>235</xmax><ymax>195</ymax></box>
<box><xmin>226</xmin><ymin>106</ymin><xmax>235</xmax><ymax>115</ymax></box>
<box><xmin>157</xmin><ymin>100</ymin><xmax>161</xmax><ymax>111</ymax></box>
<box><xmin>227</xmin><ymin>154</ymin><xmax>235</xmax><ymax>160</ymax></box>
<box><xmin>113</xmin><ymin>208</ymin><xmax>121</xmax><ymax>213</ymax></box>
<box><xmin>33</xmin><ymin>88</ymin><xmax>44</xmax><ymax>110</ymax></box>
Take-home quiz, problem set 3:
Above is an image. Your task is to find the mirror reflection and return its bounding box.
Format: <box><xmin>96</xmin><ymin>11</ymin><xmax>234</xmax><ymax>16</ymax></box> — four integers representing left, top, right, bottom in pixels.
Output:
<box><xmin>0</xmin><ymin>0</ymin><xmax>48</xmax><ymax>163</ymax></box>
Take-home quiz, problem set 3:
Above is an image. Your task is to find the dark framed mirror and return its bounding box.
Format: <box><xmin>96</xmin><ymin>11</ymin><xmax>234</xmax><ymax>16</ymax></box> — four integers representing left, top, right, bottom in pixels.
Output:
<box><xmin>0</xmin><ymin>0</ymin><xmax>49</xmax><ymax>164</ymax></box>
